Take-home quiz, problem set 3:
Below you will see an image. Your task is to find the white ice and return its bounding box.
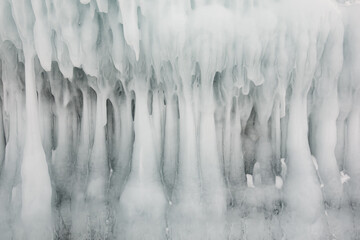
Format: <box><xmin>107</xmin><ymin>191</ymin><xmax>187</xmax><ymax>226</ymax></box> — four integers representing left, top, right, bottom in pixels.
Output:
<box><xmin>0</xmin><ymin>0</ymin><xmax>360</xmax><ymax>239</ymax></box>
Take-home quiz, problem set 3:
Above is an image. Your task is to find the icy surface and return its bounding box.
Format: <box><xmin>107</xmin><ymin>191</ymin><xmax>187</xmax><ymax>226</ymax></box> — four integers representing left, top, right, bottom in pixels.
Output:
<box><xmin>0</xmin><ymin>0</ymin><xmax>360</xmax><ymax>239</ymax></box>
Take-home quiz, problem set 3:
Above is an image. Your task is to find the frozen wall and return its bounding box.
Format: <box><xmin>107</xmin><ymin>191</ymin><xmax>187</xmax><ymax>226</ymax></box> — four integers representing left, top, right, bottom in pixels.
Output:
<box><xmin>0</xmin><ymin>0</ymin><xmax>359</xmax><ymax>239</ymax></box>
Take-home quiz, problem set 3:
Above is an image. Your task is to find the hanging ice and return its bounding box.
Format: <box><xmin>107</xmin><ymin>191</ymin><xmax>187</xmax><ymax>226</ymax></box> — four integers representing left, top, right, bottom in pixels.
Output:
<box><xmin>0</xmin><ymin>0</ymin><xmax>360</xmax><ymax>239</ymax></box>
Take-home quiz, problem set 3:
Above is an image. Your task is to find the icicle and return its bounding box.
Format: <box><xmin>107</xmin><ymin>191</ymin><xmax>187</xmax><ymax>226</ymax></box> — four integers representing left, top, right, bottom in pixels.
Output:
<box><xmin>118</xmin><ymin>78</ymin><xmax>167</xmax><ymax>240</ymax></box>
<box><xmin>309</xmin><ymin>15</ymin><xmax>344</xmax><ymax>208</ymax></box>
<box><xmin>31</xmin><ymin>0</ymin><xmax>52</xmax><ymax>71</ymax></box>
<box><xmin>228</xmin><ymin>96</ymin><xmax>246</xmax><ymax>190</ymax></box>
<box><xmin>168</xmin><ymin>67</ymin><xmax>203</xmax><ymax>239</ymax></box>
<box><xmin>21</xmin><ymin>48</ymin><xmax>53</xmax><ymax>240</ymax></box>
<box><xmin>118</xmin><ymin>0</ymin><xmax>140</xmax><ymax>60</ymax></box>
<box><xmin>0</xmin><ymin>43</ymin><xmax>26</xmax><ymax>239</ymax></box>
<box><xmin>108</xmin><ymin>80</ymin><xmax>133</xmax><ymax>200</ymax></box>
<box><xmin>162</xmin><ymin>93</ymin><xmax>179</xmax><ymax>198</ymax></box>
<box><xmin>71</xmin><ymin>68</ymin><xmax>95</xmax><ymax>239</ymax></box>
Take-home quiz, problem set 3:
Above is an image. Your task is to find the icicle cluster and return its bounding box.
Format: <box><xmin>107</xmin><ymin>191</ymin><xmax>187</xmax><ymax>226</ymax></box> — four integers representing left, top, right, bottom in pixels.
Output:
<box><xmin>0</xmin><ymin>0</ymin><xmax>360</xmax><ymax>239</ymax></box>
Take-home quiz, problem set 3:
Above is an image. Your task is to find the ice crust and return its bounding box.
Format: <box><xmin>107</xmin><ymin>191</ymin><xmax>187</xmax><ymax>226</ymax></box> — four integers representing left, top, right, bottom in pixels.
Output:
<box><xmin>0</xmin><ymin>0</ymin><xmax>360</xmax><ymax>239</ymax></box>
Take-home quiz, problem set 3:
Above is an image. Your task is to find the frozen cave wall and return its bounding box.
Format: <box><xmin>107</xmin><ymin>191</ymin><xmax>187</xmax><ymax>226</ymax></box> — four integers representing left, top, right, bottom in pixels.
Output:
<box><xmin>0</xmin><ymin>0</ymin><xmax>360</xmax><ymax>239</ymax></box>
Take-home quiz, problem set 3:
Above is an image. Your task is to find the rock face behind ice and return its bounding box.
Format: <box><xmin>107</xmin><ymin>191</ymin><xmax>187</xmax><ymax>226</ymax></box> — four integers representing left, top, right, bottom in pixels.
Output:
<box><xmin>0</xmin><ymin>0</ymin><xmax>359</xmax><ymax>239</ymax></box>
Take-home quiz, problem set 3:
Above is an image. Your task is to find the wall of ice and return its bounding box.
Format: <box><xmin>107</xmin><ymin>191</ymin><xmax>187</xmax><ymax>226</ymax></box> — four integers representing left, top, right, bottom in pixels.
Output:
<box><xmin>0</xmin><ymin>0</ymin><xmax>360</xmax><ymax>239</ymax></box>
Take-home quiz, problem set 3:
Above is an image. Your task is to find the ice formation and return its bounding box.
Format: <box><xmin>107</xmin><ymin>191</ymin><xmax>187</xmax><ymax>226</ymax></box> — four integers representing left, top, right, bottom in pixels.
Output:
<box><xmin>0</xmin><ymin>0</ymin><xmax>359</xmax><ymax>239</ymax></box>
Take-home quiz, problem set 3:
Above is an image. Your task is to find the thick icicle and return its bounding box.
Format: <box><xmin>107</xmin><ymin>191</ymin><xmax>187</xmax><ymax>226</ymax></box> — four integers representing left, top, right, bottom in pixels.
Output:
<box><xmin>118</xmin><ymin>78</ymin><xmax>167</xmax><ymax>240</ymax></box>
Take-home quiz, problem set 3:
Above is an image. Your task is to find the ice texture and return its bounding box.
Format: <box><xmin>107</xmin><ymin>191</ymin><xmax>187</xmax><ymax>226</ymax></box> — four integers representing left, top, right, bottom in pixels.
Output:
<box><xmin>0</xmin><ymin>0</ymin><xmax>360</xmax><ymax>239</ymax></box>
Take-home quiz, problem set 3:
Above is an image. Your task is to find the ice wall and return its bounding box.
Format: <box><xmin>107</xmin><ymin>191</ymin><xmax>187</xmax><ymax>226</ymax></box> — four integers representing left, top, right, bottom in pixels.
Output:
<box><xmin>0</xmin><ymin>0</ymin><xmax>359</xmax><ymax>239</ymax></box>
